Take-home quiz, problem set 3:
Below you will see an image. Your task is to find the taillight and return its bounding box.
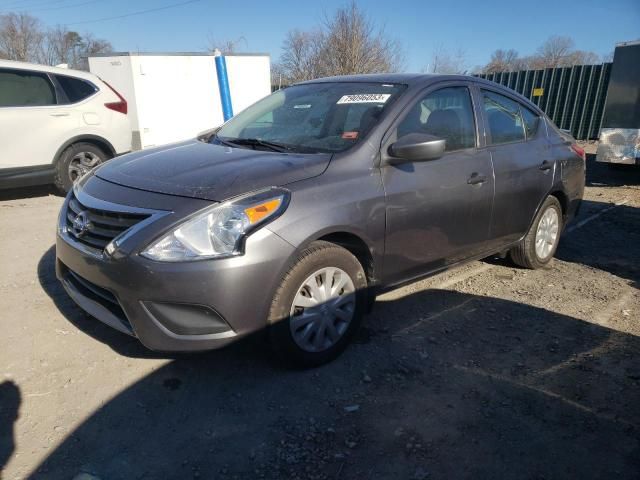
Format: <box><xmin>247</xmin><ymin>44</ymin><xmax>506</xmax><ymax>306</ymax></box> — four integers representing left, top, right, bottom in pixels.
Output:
<box><xmin>571</xmin><ymin>144</ymin><xmax>586</xmax><ymax>161</ymax></box>
<box><xmin>103</xmin><ymin>81</ymin><xmax>127</xmax><ymax>115</ymax></box>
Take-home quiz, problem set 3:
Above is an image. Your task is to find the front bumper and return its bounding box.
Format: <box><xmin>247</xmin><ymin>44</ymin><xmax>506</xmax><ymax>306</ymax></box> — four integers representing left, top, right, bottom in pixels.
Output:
<box><xmin>55</xmin><ymin>180</ymin><xmax>296</xmax><ymax>352</ymax></box>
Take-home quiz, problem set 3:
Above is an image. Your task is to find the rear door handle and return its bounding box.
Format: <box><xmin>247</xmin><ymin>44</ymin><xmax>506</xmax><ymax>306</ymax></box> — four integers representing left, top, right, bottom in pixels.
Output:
<box><xmin>50</xmin><ymin>113</ymin><xmax>70</xmax><ymax>117</ymax></box>
<box><xmin>467</xmin><ymin>172</ymin><xmax>487</xmax><ymax>185</ymax></box>
<box><xmin>539</xmin><ymin>160</ymin><xmax>552</xmax><ymax>171</ymax></box>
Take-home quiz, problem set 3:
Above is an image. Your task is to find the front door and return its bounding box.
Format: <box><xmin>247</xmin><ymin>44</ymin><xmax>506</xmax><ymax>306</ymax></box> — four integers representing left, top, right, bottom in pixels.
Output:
<box><xmin>381</xmin><ymin>84</ymin><xmax>495</xmax><ymax>284</ymax></box>
<box><xmin>0</xmin><ymin>68</ymin><xmax>74</xmax><ymax>170</ymax></box>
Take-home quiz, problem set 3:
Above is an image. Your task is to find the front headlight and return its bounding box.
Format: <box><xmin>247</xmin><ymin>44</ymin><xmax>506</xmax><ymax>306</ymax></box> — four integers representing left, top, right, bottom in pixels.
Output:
<box><xmin>141</xmin><ymin>187</ymin><xmax>289</xmax><ymax>262</ymax></box>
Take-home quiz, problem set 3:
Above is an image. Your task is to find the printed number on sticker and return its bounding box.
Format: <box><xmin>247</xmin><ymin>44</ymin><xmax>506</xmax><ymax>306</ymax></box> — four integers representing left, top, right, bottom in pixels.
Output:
<box><xmin>337</xmin><ymin>94</ymin><xmax>391</xmax><ymax>104</ymax></box>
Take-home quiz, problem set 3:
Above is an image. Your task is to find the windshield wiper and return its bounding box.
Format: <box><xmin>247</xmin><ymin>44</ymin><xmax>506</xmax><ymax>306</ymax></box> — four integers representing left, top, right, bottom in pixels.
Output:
<box><xmin>221</xmin><ymin>137</ymin><xmax>292</xmax><ymax>153</ymax></box>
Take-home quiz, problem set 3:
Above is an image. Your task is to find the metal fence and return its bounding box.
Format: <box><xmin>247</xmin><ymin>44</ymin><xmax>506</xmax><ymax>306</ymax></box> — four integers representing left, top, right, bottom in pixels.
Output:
<box><xmin>476</xmin><ymin>63</ymin><xmax>612</xmax><ymax>140</ymax></box>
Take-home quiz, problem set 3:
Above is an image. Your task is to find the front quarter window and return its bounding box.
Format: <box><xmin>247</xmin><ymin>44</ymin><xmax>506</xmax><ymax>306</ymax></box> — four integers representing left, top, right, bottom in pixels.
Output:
<box><xmin>214</xmin><ymin>82</ymin><xmax>406</xmax><ymax>153</ymax></box>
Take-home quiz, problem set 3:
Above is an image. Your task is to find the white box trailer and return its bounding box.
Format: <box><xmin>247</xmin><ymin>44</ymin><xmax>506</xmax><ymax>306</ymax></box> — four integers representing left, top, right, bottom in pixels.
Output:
<box><xmin>88</xmin><ymin>52</ymin><xmax>271</xmax><ymax>150</ymax></box>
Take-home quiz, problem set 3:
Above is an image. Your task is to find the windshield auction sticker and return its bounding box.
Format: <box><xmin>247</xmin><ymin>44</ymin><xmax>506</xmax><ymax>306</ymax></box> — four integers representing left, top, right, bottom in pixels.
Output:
<box><xmin>337</xmin><ymin>94</ymin><xmax>391</xmax><ymax>104</ymax></box>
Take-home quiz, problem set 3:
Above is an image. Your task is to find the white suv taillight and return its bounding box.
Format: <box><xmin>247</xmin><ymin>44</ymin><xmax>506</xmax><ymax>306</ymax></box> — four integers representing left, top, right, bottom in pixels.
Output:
<box><xmin>103</xmin><ymin>81</ymin><xmax>128</xmax><ymax>115</ymax></box>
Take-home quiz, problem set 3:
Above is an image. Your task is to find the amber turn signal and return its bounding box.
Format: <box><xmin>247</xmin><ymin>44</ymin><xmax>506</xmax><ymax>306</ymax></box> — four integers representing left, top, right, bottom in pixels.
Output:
<box><xmin>244</xmin><ymin>198</ymin><xmax>283</xmax><ymax>224</ymax></box>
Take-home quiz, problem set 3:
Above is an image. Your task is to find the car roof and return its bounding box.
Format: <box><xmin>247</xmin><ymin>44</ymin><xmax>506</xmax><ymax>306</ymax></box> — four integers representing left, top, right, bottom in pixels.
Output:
<box><xmin>297</xmin><ymin>73</ymin><xmax>483</xmax><ymax>86</ymax></box>
<box><xmin>0</xmin><ymin>59</ymin><xmax>100</xmax><ymax>82</ymax></box>
<box><xmin>297</xmin><ymin>73</ymin><xmax>543</xmax><ymax>114</ymax></box>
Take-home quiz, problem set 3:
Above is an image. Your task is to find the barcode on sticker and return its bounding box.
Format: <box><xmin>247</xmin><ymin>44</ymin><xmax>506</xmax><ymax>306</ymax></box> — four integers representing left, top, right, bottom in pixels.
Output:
<box><xmin>337</xmin><ymin>94</ymin><xmax>391</xmax><ymax>104</ymax></box>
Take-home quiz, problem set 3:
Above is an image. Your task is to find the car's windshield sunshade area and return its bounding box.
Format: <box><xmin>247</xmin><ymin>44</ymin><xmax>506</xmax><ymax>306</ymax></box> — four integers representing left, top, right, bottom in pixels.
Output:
<box><xmin>213</xmin><ymin>82</ymin><xmax>407</xmax><ymax>153</ymax></box>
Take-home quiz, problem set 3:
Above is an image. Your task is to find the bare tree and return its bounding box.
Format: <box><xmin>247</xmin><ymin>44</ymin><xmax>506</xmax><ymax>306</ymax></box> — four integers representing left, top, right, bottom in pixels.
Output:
<box><xmin>271</xmin><ymin>61</ymin><xmax>288</xmax><ymax>90</ymax></box>
<box><xmin>73</xmin><ymin>32</ymin><xmax>112</xmax><ymax>70</ymax></box>
<box><xmin>0</xmin><ymin>13</ymin><xmax>111</xmax><ymax>69</ymax></box>
<box><xmin>536</xmin><ymin>35</ymin><xmax>575</xmax><ymax>67</ymax></box>
<box><xmin>40</xmin><ymin>26</ymin><xmax>82</xmax><ymax>66</ymax></box>
<box><xmin>320</xmin><ymin>2</ymin><xmax>404</xmax><ymax>76</ymax></box>
<box><xmin>601</xmin><ymin>51</ymin><xmax>614</xmax><ymax>63</ymax></box>
<box><xmin>565</xmin><ymin>50</ymin><xmax>599</xmax><ymax>65</ymax></box>
<box><xmin>279</xmin><ymin>29</ymin><xmax>326</xmax><ymax>83</ymax></box>
<box><xmin>427</xmin><ymin>45</ymin><xmax>467</xmax><ymax>74</ymax></box>
<box><xmin>482</xmin><ymin>49</ymin><xmax>522</xmax><ymax>73</ymax></box>
<box><xmin>40</xmin><ymin>27</ymin><xmax>111</xmax><ymax>69</ymax></box>
<box><xmin>278</xmin><ymin>1</ymin><xmax>404</xmax><ymax>83</ymax></box>
<box><xmin>206</xmin><ymin>36</ymin><xmax>247</xmax><ymax>55</ymax></box>
<box><xmin>480</xmin><ymin>36</ymin><xmax>603</xmax><ymax>73</ymax></box>
<box><xmin>0</xmin><ymin>13</ymin><xmax>44</xmax><ymax>62</ymax></box>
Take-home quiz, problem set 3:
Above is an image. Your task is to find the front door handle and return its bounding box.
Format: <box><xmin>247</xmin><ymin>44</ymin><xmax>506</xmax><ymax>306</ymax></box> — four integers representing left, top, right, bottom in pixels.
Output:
<box><xmin>467</xmin><ymin>172</ymin><xmax>487</xmax><ymax>185</ymax></box>
<box><xmin>539</xmin><ymin>160</ymin><xmax>552</xmax><ymax>171</ymax></box>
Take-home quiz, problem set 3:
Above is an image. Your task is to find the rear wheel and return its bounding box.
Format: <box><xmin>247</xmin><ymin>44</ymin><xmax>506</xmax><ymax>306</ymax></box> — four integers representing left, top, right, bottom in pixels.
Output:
<box><xmin>510</xmin><ymin>196</ymin><xmax>563</xmax><ymax>269</ymax></box>
<box><xmin>54</xmin><ymin>143</ymin><xmax>110</xmax><ymax>193</ymax></box>
<box><xmin>268</xmin><ymin>241</ymin><xmax>368</xmax><ymax>367</ymax></box>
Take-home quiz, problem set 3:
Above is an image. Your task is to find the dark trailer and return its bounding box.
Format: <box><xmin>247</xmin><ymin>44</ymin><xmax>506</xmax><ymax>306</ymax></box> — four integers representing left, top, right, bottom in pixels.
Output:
<box><xmin>597</xmin><ymin>40</ymin><xmax>640</xmax><ymax>165</ymax></box>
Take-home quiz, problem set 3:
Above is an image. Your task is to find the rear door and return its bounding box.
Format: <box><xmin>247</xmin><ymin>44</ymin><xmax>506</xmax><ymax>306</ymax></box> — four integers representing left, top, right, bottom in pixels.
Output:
<box><xmin>380</xmin><ymin>83</ymin><xmax>495</xmax><ymax>284</ymax></box>
<box><xmin>0</xmin><ymin>67</ymin><xmax>77</xmax><ymax>169</ymax></box>
<box><xmin>476</xmin><ymin>87</ymin><xmax>553</xmax><ymax>249</ymax></box>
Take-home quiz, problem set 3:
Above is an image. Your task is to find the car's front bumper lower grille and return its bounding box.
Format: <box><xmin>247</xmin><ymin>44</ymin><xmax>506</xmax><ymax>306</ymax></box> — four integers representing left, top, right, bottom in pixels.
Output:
<box><xmin>61</xmin><ymin>264</ymin><xmax>134</xmax><ymax>336</ymax></box>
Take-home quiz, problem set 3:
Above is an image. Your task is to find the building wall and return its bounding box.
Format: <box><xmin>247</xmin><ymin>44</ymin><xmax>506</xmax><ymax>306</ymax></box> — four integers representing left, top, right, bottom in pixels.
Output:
<box><xmin>476</xmin><ymin>63</ymin><xmax>612</xmax><ymax>140</ymax></box>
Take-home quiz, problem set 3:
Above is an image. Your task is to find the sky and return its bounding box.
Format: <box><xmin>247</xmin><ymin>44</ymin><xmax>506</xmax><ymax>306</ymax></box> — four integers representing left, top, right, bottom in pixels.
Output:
<box><xmin>1</xmin><ymin>0</ymin><xmax>638</xmax><ymax>71</ymax></box>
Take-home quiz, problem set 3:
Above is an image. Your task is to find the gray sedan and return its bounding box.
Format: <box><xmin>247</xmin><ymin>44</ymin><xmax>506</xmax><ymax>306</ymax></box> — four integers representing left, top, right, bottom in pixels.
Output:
<box><xmin>56</xmin><ymin>74</ymin><xmax>585</xmax><ymax>366</ymax></box>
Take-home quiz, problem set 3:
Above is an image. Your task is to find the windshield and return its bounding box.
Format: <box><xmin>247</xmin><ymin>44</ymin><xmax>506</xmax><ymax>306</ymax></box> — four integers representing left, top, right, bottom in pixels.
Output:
<box><xmin>213</xmin><ymin>82</ymin><xmax>407</xmax><ymax>153</ymax></box>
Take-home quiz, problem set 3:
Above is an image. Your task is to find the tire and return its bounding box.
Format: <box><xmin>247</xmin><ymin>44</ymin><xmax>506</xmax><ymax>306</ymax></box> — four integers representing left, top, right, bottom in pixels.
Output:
<box><xmin>54</xmin><ymin>142</ymin><xmax>110</xmax><ymax>193</ymax></box>
<box><xmin>510</xmin><ymin>196</ymin><xmax>563</xmax><ymax>269</ymax></box>
<box><xmin>268</xmin><ymin>241</ymin><xmax>368</xmax><ymax>367</ymax></box>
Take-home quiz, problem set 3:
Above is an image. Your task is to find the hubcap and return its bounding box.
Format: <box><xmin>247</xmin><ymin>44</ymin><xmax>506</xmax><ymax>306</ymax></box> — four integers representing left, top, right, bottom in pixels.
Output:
<box><xmin>289</xmin><ymin>267</ymin><xmax>356</xmax><ymax>353</ymax></box>
<box><xmin>68</xmin><ymin>151</ymin><xmax>101</xmax><ymax>182</ymax></box>
<box><xmin>535</xmin><ymin>207</ymin><xmax>559</xmax><ymax>259</ymax></box>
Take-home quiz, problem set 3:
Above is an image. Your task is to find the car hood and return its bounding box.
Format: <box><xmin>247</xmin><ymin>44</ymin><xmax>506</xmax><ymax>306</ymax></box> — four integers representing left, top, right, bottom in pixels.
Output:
<box><xmin>95</xmin><ymin>140</ymin><xmax>332</xmax><ymax>201</ymax></box>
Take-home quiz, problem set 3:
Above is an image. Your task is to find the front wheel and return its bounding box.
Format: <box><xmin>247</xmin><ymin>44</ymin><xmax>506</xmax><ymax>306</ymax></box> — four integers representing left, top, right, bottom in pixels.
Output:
<box><xmin>268</xmin><ymin>241</ymin><xmax>368</xmax><ymax>367</ymax></box>
<box><xmin>510</xmin><ymin>196</ymin><xmax>563</xmax><ymax>269</ymax></box>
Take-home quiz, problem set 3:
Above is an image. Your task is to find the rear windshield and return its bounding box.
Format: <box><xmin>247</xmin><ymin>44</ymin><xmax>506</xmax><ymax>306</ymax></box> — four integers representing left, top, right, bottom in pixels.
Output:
<box><xmin>214</xmin><ymin>82</ymin><xmax>407</xmax><ymax>153</ymax></box>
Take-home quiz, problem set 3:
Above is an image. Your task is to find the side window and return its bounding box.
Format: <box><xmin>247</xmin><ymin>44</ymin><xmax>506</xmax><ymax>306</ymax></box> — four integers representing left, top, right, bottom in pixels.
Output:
<box><xmin>0</xmin><ymin>69</ymin><xmax>56</xmax><ymax>107</ymax></box>
<box><xmin>397</xmin><ymin>86</ymin><xmax>476</xmax><ymax>151</ymax></box>
<box><xmin>520</xmin><ymin>106</ymin><xmax>540</xmax><ymax>139</ymax></box>
<box><xmin>55</xmin><ymin>75</ymin><xmax>97</xmax><ymax>103</ymax></box>
<box><xmin>482</xmin><ymin>90</ymin><xmax>525</xmax><ymax>144</ymax></box>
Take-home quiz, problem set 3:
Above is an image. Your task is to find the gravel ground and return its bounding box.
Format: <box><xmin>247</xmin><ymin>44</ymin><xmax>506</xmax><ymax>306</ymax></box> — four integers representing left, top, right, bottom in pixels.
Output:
<box><xmin>1</xmin><ymin>149</ymin><xmax>639</xmax><ymax>480</ymax></box>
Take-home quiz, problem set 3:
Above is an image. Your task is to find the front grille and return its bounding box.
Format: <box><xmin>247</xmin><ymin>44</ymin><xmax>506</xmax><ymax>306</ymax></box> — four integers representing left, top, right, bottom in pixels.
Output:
<box><xmin>64</xmin><ymin>267</ymin><xmax>133</xmax><ymax>334</ymax></box>
<box><xmin>65</xmin><ymin>192</ymin><xmax>149</xmax><ymax>251</ymax></box>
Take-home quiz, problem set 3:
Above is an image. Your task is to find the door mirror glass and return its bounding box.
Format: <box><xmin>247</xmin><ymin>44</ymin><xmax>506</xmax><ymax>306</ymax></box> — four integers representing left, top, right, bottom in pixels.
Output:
<box><xmin>389</xmin><ymin>133</ymin><xmax>446</xmax><ymax>161</ymax></box>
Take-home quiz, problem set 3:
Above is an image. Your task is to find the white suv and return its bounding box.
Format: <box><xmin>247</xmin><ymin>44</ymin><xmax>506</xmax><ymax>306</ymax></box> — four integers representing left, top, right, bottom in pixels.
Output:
<box><xmin>0</xmin><ymin>60</ymin><xmax>132</xmax><ymax>192</ymax></box>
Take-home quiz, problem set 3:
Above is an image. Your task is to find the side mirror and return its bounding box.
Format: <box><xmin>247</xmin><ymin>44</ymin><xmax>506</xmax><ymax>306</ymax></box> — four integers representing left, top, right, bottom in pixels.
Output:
<box><xmin>388</xmin><ymin>133</ymin><xmax>446</xmax><ymax>162</ymax></box>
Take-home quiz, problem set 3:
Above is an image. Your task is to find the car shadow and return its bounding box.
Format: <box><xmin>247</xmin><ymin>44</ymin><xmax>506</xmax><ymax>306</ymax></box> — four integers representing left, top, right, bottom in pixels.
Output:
<box><xmin>28</xmin><ymin>286</ymin><xmax>640</xmax><ymax>479</ymax></box>
<box><xmin>585</xmin><ymin>153</ymin><xmax>640</xmax><ymax>187</ymax></box>
<box><xmin>556</xmin><ymin>199</ymin><xmax>640</xmax><ymax>288</ymax></box>
<box><xmin>0</xmin><ymin>185</ymin><xmax>60</xmax><ymax>201</ymax></box>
